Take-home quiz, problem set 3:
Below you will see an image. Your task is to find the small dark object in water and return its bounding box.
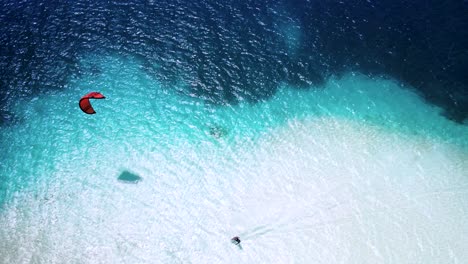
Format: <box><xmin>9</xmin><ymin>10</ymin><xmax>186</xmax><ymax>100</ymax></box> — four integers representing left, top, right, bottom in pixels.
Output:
<box><xmin>231</xmin><ymin>236</ymin><xmax>241</xmax><ymax>245</ymax></box>
<box><xmin>209</xmin><ymin>126</ymin><xmax>227</xmax><ymax>139</ymax></box>
<box><xmin>118</xmin><ymin>170</ymin><xmax>142</xmax><ymax>183</ymax></box>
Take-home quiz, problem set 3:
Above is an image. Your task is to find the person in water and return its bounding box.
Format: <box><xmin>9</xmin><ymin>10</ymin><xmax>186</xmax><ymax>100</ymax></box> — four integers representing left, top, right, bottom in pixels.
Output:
<box><xmin>231</xmin><ymin>236</ymin><xmax>241</xmax><ymax>245</ymax></box>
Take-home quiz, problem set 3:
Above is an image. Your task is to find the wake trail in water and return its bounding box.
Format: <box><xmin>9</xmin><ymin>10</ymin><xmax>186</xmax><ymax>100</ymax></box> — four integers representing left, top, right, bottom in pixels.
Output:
<box><xmin>239</xmin><ymin>184</ymin><xmax>468</xmax><ymax>242</ymax></box>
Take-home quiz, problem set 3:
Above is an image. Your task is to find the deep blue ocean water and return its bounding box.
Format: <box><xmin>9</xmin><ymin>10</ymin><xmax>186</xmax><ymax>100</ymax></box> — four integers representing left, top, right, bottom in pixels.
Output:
<box><xmin>1</xmin><ymin>1</ymin><xmax>468</xmax><ymax>263</ymax></box>
<box><xmin>1</xmin><ymin>0</ymin><xmax>467</xmax><ymax>122</ymax></box>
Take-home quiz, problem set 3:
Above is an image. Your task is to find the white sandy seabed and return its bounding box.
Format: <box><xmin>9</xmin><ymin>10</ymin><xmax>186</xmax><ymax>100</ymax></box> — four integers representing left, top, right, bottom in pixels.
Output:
<box><xmin>0</xmin><ymin>56</ymin><xmax>467</xmax><ymax>263</ymax></box>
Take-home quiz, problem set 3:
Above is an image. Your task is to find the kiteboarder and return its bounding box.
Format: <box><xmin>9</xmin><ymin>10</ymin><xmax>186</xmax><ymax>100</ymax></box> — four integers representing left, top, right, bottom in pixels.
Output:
<box><xmin>231</xmin><ymin>236</ymin><xmax>241</xmax><ymax>245</ymax></box>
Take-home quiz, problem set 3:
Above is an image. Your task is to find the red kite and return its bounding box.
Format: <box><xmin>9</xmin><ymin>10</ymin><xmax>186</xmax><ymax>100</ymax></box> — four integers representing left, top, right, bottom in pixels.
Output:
<box><xmin>79</xmin><ymin>92</ymin><xmax>105</xmax><ymax>114</ymax></box>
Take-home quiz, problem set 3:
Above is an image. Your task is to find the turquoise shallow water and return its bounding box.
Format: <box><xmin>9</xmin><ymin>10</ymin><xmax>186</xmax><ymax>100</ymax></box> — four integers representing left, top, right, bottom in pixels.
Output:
<box><xmin>1</xmin><ymin>55</ymin><xmax>467</xmax><ymax>263</ymax></box>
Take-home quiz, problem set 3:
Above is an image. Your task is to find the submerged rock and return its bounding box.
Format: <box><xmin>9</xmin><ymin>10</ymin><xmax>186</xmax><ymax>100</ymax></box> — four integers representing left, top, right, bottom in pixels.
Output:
<box><xmin>118</xmin><ymin>171</ymin><xmax>142</xmax><ymax>183</ymax></box>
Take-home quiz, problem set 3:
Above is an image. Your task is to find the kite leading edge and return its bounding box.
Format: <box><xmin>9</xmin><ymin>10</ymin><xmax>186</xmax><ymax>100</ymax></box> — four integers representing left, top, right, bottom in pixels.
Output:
<box><xmin>79</xmin><ymin>92</ymin><xmax>106</xmax><ymax>114</ymax></box>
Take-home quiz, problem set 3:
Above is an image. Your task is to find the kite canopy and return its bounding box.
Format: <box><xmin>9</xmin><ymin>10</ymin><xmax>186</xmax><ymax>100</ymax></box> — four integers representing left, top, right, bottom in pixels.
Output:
<box><xmin>79</xmin><ymin>92</ymin><xmax>105</xmax><ymax>114</ymax></box>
